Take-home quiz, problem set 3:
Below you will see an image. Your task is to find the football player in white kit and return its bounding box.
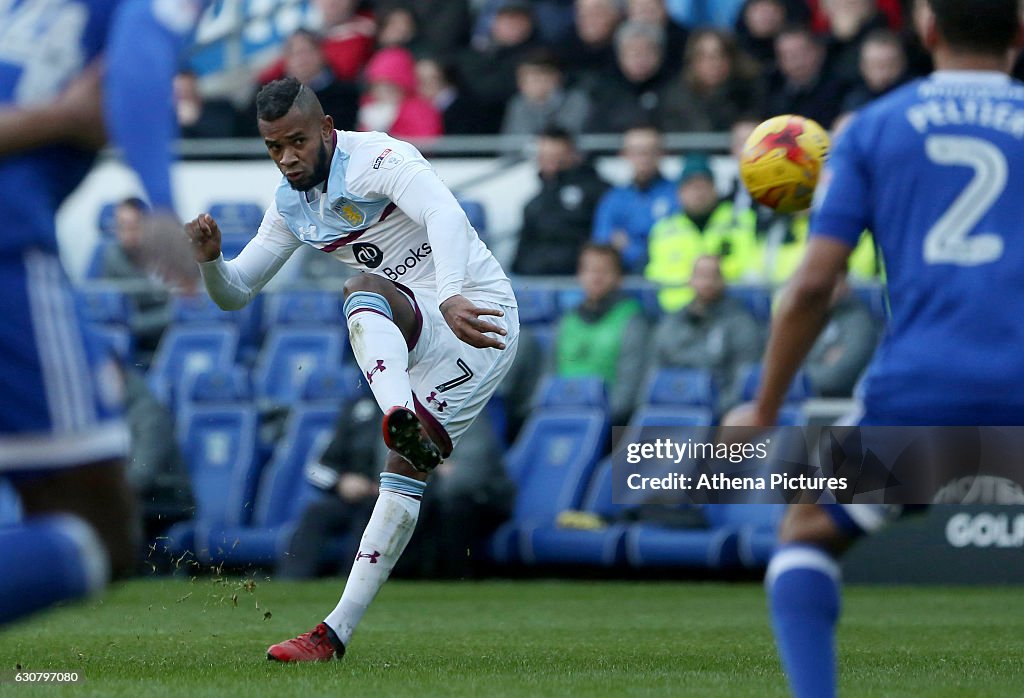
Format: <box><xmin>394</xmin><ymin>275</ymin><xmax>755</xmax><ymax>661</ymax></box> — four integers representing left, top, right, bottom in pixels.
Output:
<box><xmin>184</xmin><ymin>78</ymin><xmax>519</xmax><ymax>662</ymax></box>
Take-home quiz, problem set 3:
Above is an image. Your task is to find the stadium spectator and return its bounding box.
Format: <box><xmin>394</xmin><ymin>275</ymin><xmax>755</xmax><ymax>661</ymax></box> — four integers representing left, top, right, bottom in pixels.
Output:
<box><xmin>501</xmin><ymin>50</ymin><xmax>591</xmax><ymax>136</ymax></box>
<box><xmin>258</xmin><ymin>0</ymin><xmax>375</xmax><ymax>83</ymax></box>
<box><xmin>415</xmin><ymin>58</ymin><xmax>491</xmax><ymax>135</ymax></box>
<box><xmin>656</xmin><ymin>28</ymin><xmax>764</xmax><ymax>133</ymax></box>
<box><xmin>278</xmin><ymin>396</ymin><xmax>384</xmax><ymax>580</ymax></box>
<box><xmin>406</xmin><ymin>416</ymin><xmax>514</xmax><ymax>579</ymax></box>
<box><xmin>376</xmin><ymin>0</ymin><xmax>472</xmax><ymax>58</ymax></box>
<box><xmin>513</xmin><ymin>127</ymin><xmax>608</xmax><ymax>275</ymax></box>
<box><xmin>458</xmin><ymin>0</ymin><xmax>543</xmax><ymax>134</ymax></box>
<box><xmin>244</xmin><ymin>30</ymin><xmax>360</xmax><ymax>134</ymax></box>
<box><xmin>625</xmin><ymin>0</ymin><xmax>689</xmax><ymax>72</ymax></box>
<box><xmin>841</xmin><ymin>28</ymin><xmax>910</xmax><ymax>112</ymax></box>
<box><xmin>807</xmin><ymin>0</ymin><xmax>903</xmax><ymax>34</ymax></box>
<box><xmin>645</xmin><ymin>155</ymin><xmax>757</xmax><ymax>311</ymax></box>
<box><xmin>473</xmin><ymin>0</ymin><xmax>576</xmax><ymax>46</ymax></box>
<box><xmin>663</xmin><ymin>0</ymin><xmax>747</xmax><ymax>28</ymax></box>
<box><xmin>764</xmin><ymin>25</ymin><xmax>847</xmax><ymax>129</ymax></box>
<box><xmin>582</xmin><ymin>20</ymin><xmax>673</xmax><ymax>134</ymax></box>
<box><xmin>375</xmin><ymin>5</ymin><xmax>426</xmax><ymax>55</ymax></box>
<box><xmin>173</xmin><ymin>71</ymin><xmax>239</xmax><ymax>139</ymax></box>
<box><xmin>646</xmin><ymin>255</ymin><xmax>763</xmax><ymax>412</ymax></box>
<box><xmin>357</xmin><ymin>47</ymin><xmax>443</xmax><ymax>138</ymax></box>
<box><xmin>734</xmin><ymin>0</ymin><xmax>810</xmax><ymax>71</ymax></box>
<box><xmin>99</xmin><ymin>197</ymin><xmax>172</xmax><ymax>364</ymax></box>
<box><xmin>591</xmin><ymin>125</ymin><xmax>678</xmax><ymax>273</ymax></box>
<box><xmin>805</xmin><ymin>275</ymin><xmax>878</xmax><ymax>397</ymax></box>
<box><xmin>556</xmin><ymin>0</ymin><xmax>625</xmax><ymax>82</ymax></box>
<box><xmin>555</xmin><ymin>244</ymin><xmax>649</xmax><ymax>425</ymax></box>
<box><xmin>821</xmin><ymin>0</ymin><xmax>891</xmax><ymax>86</ymax></box>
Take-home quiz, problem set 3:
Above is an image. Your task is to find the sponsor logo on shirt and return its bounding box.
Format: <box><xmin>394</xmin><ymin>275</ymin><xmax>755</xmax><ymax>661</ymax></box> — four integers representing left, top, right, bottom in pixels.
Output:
<box><xmin>352</xmin><ymin>242</ymin><xmax>384</xmax><ymax>268</ymax></box>
<box><xmin>382</xmin><ymin>242</ymin><xmax>432</xmax><ymax>280</ymax></box>
<box><xmin>373</xmin><ymin>148</ymin><xmax>404</xmax><ymax>170</ymax></box>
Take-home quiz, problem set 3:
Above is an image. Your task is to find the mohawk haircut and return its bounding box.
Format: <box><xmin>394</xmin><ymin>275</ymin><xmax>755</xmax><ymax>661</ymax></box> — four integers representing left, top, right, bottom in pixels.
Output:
<box><xmin>926</xmin><ymin>0</ymin><xmax>1020</xmax><ymax>57</ymax></box>
<box><xmin>256</xmin><ymin>77</ymin><xmax>325</xmax><ymax>122</ymax></box>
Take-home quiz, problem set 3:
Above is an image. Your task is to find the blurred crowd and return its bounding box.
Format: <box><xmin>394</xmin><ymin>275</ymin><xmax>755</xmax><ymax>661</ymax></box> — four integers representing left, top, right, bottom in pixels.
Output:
<box><xmin>179</xmin><ymin>0</ymin><xmax>950</xmax><ymax>141</ymax></box>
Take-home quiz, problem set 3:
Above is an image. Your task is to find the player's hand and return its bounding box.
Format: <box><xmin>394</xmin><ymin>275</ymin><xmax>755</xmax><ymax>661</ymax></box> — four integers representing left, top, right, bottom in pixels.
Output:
<box><xmin>718</xmin><ymin>401</ymin><xmax>777</xmax><ymax>444</ymax></box>
<box><xmin>184</xmin><ymin>213</ymin><xmax>223</xmax><ymax>263</ymax></box>
<box><xmin>440</xmin><ymin>295</ymin><xmax>507</xmax><ymax>350</ymax></box>
<box><xmin>336</xmin><ymin>474</ymin><xmax>378</xmax><ymax>502</ymax></box>
<box><xmin>54</xmin><ymin>60</ymin><xmax>106</xmax><ymax>150</ymax></box>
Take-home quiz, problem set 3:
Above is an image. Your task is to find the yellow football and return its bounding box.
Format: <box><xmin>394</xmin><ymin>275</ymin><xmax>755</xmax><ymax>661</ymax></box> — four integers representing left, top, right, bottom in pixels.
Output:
<box><xmin>739</xmin><ymin>114</ymin><xmax>830</xmax><ymax>214</ymax></box>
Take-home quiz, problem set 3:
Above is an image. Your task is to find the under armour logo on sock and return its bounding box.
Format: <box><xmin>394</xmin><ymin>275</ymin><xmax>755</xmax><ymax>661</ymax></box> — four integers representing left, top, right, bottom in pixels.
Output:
<box><xmin>426</xmin><ymin>391</ymin><xmax>447</xmax><ymax>412</ymax></box>
<box><xmin>355</xmin><ymin>550</ymin><xmax>381</xmax><ymax>564</ymax></box>
<box><xmin>366</xmin><ymin>360</ymin><xmax>386</xmax><ymax>384</ymax></box>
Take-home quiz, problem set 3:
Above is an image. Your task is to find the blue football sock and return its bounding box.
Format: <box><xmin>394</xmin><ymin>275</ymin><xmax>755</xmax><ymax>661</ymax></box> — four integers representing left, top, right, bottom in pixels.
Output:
<box><xmin>766</xmin><ymin>544</ymin><xmax>841</xmax><ymax>698</ymax></box>
<box><xmin>0</xmin><ymin>514</ymin><xmax>110</xmax><ymax>625</ymax></box>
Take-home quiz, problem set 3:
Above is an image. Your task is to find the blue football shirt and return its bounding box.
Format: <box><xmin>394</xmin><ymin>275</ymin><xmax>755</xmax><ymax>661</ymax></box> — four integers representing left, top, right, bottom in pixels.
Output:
<box><xmin>811</xmin><ymin>71</ymin><xmax>1024</xmax><ymax>424</ymax></box>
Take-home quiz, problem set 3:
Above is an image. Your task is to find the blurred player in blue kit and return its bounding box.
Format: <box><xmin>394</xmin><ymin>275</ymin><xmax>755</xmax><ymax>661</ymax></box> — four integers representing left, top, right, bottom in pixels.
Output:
<box><xmin>725</xmin><ymin>0</ymin><xmax>1024</xmax><ymax>695</ymax></box>
<box><xmin>0</xmin><ymin>0</ymin><xmax>203</xmax><ymax>624</ymax></box>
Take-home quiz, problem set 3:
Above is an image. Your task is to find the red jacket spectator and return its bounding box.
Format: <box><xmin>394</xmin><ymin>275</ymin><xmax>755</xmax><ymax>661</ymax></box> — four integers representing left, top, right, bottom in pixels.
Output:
<box><xmin>358</xmin><ymin>47</ymin><xmax>442</xmax><ymax>138</ymax></box>
<box><xmin>258</xmin><ymin>6</ymin><xmax>375</xmax><ymax>83</ymax></box>
<box><xmin>807</xmin><ymin>0</ymin><xmax>902</xmax><ymax>32</ymax></box>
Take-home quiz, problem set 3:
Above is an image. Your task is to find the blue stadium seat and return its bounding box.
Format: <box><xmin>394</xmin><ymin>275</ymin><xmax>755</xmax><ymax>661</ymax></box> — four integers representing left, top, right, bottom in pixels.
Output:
<box><xmin>528</xmin><ymin>324</ymin><xmax>558</xmax><ymax>366</ymax></box>
<box><xmin>90</xmin><ymin>324</ymin><xmax>134</xmax><ymax>362</ymax></box>
<box><xmin>457</xmin><ymin>198</ymin><xmax>487</xmax><ymax>235</ymax></box>
<box><xmin>208</xmin><ymin>201</ymin><xmax>264</xmax><ymax>236</ymax></box>
<box><xmin>78</xmin><ymin>284</ymin><xmax>130</xmax><ymax>325</ymax></box>
<box><xmin>218</xmin><ymin>233</ymin><xmax>251</xmax><ymax>261</ymax></box>
<box><xmin>83</xmin><ymin>238</ymin><xmax>116</xmax><ymax>280</ymax></box>
<box><xmin>97</xmin><ymin>201</ymin><xmax>118</xmax><ymax>237</ymax></box>
<box><xmin>489</xmin><ymin>409</ymin><xmax>610</xmax><ymax>566</ymax></box>
<box><xmin>178</xmin><ymin>366</ymin><xmax>251</xmax><ymax>405</ymax></box>
<box><xmin>514</xmin><ymin>287</ymin><xmax>560</xmax><ymax>325</ymax></box>
<box><xmin>198</xmin><ymin>405</ymin><xmax>340</xmax><ymax>566</ymax></box>
<box><xmin>624</xmin><ymin>524</ymin><xmax>739</xmax><ymax>569</ymax></box>
<box><xmin>0</xmin><ymin>479</ymin><xmax>22</xmax><ymax>525</ymax></box>
<box><xmin>300</xmin><ymin>364</ymin><xmax>367</xmax><ymax>404</ymax></box>
<box><xmin>640</xmin><ymin>368</ymin><xmax>717</xmax><ymax>409</ymax></box>
<box><xmin>729</xmin><ymin>284</ymin><xmax>773</xmax><ymax>323</ymax></box>
<box><xmin>252</xmin><ymin>327</ymin><xmax>345</xmax><ymax>406</ymax></box>
<box><xmin>262</xmin><ymin>290</ymin><xmax>344</xmax><ymax>331</ymax></box>
<box><xmin>166</xmin><ymin>404</ymin><xmax>261</xmax><ymax>560</ymax></box>
<box><xmin>739</xmin><ymin>364</ymin><xmax>813</xmax><ymax>403</ymax></box>
<box><xmin>147</xmin><ymin>324</ymin><xmax>239</xmax><ymax>406</ymax></box>
<box><xmin>532</xmin><ymin>375</ymin><xmax>607</xmax><ymax>410</ymax></box>
<box><xmin>171</xmin><ymin>292</ymin><xmax>263</xmax><ymax>358</ymax></box>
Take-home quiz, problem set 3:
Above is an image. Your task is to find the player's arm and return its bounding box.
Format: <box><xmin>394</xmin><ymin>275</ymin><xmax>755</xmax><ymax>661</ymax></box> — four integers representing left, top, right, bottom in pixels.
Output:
<box><xmin>750</xmin><ymin>237</ymin><xmax>851</xmax><ymax>424</ymax></box>
<box><xmin>187</xmin><ymin>205</ymin><xmax>300</xmax><ymax>310</ymax></box>
<box><xmin>104</xmin><ymin>0</ymin><xmax>201</xmax><ymax>212</ymax></box>
<box><xmin>0</xmin><ymin>62</ymin><xmax>106</xmax><ymax>156</ymax></box>
<box><xmin>390</xmin><ymin>167</ymin><xmax>507</xmax><ymax>350</ymax></box>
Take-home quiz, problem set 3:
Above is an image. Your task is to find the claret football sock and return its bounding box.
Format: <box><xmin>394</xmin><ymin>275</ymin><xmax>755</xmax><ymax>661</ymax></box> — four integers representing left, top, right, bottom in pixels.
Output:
<box><xmin>323</xmin><ymin>473</ymin><xmax>426</xmax><ymax>645</ymax></box>
<box><xmin>344</xmin><ymin>291</ymin><xmax>414</xmax><ymax>413</ymax></box>
<box><xmin>766</xmin><ymin>544</ymin><xmax>840</xmax><ymax>698</ymax></box>
<box><xmin>0</xmin><ymin>514</ymin><xmax>110</xmax><ymax>624</ymax></box>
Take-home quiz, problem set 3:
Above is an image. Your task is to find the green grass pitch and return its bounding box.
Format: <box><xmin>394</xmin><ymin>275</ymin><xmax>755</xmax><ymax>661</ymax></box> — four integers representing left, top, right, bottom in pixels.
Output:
<box><xmin>1</xmin><ymin>579</ymin><xmax>1021</xmax><ymax>697</ymax></box>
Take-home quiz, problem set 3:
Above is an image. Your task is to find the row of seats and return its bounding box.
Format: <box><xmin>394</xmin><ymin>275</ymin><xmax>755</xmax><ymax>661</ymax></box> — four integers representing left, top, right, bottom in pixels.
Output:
<box><xmin>162</xmin><ymin>373</ymin><xmax>788</xmax><ymax>570</ymax></box>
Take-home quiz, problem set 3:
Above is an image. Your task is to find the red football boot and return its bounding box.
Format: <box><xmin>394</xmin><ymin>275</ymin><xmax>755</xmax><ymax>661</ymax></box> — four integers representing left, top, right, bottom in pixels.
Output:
<box><xmin>267</xmin><ymin>622</ymin><xmax>345</xmax><ymax>662</ymax></box>
<box><xmin>382</xmin><ymin>406</ymin><xmax>442</xmax><ymax>473</ymax></box>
